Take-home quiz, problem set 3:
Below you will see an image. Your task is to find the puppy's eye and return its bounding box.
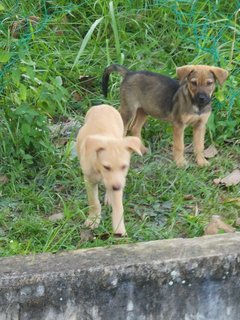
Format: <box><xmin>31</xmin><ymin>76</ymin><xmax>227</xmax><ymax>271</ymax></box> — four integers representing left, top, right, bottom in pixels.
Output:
<box><xmin>191</xmin><ymin>80</ymin><xmax>197</xmax><ymax>86</ymax></box>
<box><xmin>121</xmin><ymin>165</ymin><xmax>128</xmax><ymax>170</ymax></box>
<box><xmin>207</xmin><ymin>80</ymin><xmax>213</xmax><ymax>86</ymax></box>
<box><xmin>103</xmin><ymin>165</ymin><xmax>111</xmax><ymax>171</ymax></box>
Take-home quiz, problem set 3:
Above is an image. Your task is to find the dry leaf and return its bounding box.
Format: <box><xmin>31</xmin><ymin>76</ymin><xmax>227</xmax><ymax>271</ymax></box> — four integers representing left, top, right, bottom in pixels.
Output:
<box><xmin>78</xmin><ymin>75</ymin><xmax>96</xmax><ymax>90</ymax></box>
<box><xmin>204</xmin><ymin>144</ymin><xmax>218</xmax><ymax>159</ymax></box>
<box><xmin>11</xmin><ymin>16</ymin><xmax>40</xmax><ymax>38</ymax></box>
<box><xmin>0</xmin><ymin>175</ymin><xmax>9</xmax><ymax>184</ymax></box>
<box><xmin>183</xmin><ymin>194</ymin><xmax>195</xmax><ymax>201</ymax></box>
<box><xmin>54</xmin><ymin>184</ymin><xmax>65</xmax><ymax>192</ymax></box>
<box><xmin>213</xmin><ymin>169</ymin><xmax>240</xmax><ymax>187</ymax></box>
<box><xmin>194</xmin><ymin>203</ymin><xmax>199</xmax><ymax>216</ymax></box>
<box><xmin>71</xmin><ymin>91</ymin><xmax>82</xmax><ymax>102</ymax></box>
<box><xmin>221</xmin><ymin>197</ymin><xmax>240</xmax><ymax>205</ymax></box>
<box><xmin>204</xmin><ymin>215</ymin><xmax>235</xmax><ymax>235</ymax></box>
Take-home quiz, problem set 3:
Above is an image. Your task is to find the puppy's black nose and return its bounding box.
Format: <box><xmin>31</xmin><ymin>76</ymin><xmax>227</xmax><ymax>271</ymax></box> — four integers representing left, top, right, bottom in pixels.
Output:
<box><xmin>196</xmin><ymin>92</ymin><xmax>211</xmax><ymax>106</ymax></box>
<box><xmin>112</xmin><ymin>184</ymin><xmax>121</xmax><ymax>191</ymax></box>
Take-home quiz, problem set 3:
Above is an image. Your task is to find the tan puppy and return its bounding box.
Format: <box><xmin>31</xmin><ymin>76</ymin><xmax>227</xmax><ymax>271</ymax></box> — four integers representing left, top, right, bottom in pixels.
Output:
<box><xmin>76</xmin><ymin>104</ymin><xmax>142</xmax><ymax>236</ymax></box>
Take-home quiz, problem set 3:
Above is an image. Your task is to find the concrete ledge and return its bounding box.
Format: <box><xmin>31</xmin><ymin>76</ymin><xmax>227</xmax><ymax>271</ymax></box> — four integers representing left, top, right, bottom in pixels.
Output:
<box><xmin>1</xmin><ymin>233</ymin><xmax>240</xmax><ymax>320</ymax></box>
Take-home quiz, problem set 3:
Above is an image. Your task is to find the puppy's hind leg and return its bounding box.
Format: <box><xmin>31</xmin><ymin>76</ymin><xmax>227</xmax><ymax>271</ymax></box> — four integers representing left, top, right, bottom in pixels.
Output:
<box><xmin>84</xmin><ymin>179</ymin><xmax>101</xmax><ymax>229</ymax></box>
<box><xmin>130</xmin><ymin>107</ymin><xmax>148</xmax><ymax>154</ymax></box>
<box><xmin>119</xmin><ymin>100</ymin><xmax>137</xmax><ymax>136</ymax></box>
<box><xmin>109</xmin><ymin>189</ymin><xmax>127</xmax><ymax>236</ymax></box>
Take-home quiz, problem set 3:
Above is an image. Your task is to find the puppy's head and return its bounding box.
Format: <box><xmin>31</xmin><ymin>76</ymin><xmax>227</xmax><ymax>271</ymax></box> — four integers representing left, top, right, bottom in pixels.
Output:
<box><xmin>176</xmin><ymin>65</ymin><xmax>228</xmax><ymax>109</ymax></box>
<box><xmin>85</xmin><ymin>135</ymin><xmax>142</xmax><ymax>191</ymax></box>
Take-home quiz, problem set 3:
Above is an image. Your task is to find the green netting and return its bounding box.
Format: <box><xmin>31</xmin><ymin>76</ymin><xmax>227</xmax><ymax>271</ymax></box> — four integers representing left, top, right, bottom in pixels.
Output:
<box><xmin>0</xmin><ymin>0</ymin><xmax>240</xmax><ymax>156</ymax></box>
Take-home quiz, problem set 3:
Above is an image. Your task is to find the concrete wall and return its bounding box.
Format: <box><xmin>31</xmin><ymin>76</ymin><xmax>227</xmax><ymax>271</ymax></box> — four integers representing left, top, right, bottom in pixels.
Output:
<box><xmin>0</xmin><ymin>233</ymin><xmax>240</xmax><ymax>320</ymax></box>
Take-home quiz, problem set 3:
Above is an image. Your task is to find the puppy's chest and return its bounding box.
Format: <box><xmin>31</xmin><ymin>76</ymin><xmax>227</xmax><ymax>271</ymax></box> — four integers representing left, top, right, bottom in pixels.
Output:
<box><xmin>181</xmin><ymin>113</ymin><xmax>200</xmax><ymax>125</ymax></box>
<box><xmin>180</xmin><ymin>109</ymin><xmax>210</xmax><ymax>126</ymax></box>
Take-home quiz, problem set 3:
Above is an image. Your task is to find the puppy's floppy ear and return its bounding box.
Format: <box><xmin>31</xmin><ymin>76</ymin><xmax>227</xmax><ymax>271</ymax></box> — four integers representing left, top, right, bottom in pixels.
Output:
<box><xmin>176</xmin><ymin>65</ymin><xmax>194</xmax><ymax>81</ymax></box>
<box><xmin>84</xmin><ymin>135</ymin><xmax>106</xmax><ymax>156</ymax></box>
<box><xmin>124</xmin><ymin>136</ymin><xmax>142</xmax><ymax>156</ymax></box>
<box><xmin>210</xmin><ymin>67</ymin><xmax>228</xmax><ymax>86</ymax></box>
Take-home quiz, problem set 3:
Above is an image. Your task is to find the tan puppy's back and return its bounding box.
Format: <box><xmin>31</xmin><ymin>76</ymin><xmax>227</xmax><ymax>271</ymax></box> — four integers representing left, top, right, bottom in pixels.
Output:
<box><xmin>79</xmin><ymin>104</ymin><xmax>124</xmax><ymax>141</ymax></box>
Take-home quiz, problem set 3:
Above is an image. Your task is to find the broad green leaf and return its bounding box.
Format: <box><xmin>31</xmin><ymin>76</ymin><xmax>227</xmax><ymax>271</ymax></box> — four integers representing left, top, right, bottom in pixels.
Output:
<box><xmin>21</xmin><ymin>123</ymin><xmax>31</xmax><ymax>136</ymax></box>
<box><xmin>11</xmin><ymin>92</ymin><xmax>21</xmax><ymax>105</ymax></box>
<box><xmin>26</xmin><ymin>66</ymin><xmax>35</xmax><ymax>81</ymax></box>
<box><xmin>55</xmin><ymin>76</ymin><xmax>63</xmax><ymax>86</ymax></box>
<box><xmin>215</xmin><ymin>90</ymin><xmax>225</xmax><ymax>102</ymax></box>
<box><xmin>0</xmin><ymin>50</ymin><xmax>10</xmax><ymax>63</ymax></box>
<box><xmin>19</xmin><ymin>84</ymin><xmax>27</xmax><ymax>101</ymax></box>
<box><xmin>11</xmin><ymin>68</ymin><xmax>21</xmax><ymax>85</ymax></box>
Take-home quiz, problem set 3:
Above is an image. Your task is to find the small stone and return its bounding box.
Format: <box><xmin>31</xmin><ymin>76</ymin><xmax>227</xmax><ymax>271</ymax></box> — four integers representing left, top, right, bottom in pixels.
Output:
<box><xmin>80</xmin><ymin>229</ymin><xmax>94</xmax><ymax>243</ymax></box>
<box><xmin>48</xmin><ymin>213</ymin><xmax>64</xmax><ymax>222</ymax></box>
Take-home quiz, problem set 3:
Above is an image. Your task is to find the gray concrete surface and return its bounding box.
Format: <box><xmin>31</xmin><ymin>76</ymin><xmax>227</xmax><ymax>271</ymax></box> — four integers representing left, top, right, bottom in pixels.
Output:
<box><xmin>0</xmin><ymin>233</ymin><xmax>240</xmax><ymax>320</ymax></box>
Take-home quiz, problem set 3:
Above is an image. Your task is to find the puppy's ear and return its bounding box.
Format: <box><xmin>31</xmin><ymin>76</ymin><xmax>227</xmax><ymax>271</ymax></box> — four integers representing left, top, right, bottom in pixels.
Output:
<box><xmin>124</xmin><ymin>137</ymin><xmax>142</xmax><ymax>156</ymax></box>
<box><xmin>210</xmin><ymin>67</ymin><xmax>228</xmax><ymax>86</ymax></box>
<box><xmin>176</xmin><ymin>65</ymin><xmax>194</xmax><ymax>81</ymax></box>
<box><xmin>84</xmin><ymin>135</ymin><xmax>106</xmax><ymax>156</ymax></box>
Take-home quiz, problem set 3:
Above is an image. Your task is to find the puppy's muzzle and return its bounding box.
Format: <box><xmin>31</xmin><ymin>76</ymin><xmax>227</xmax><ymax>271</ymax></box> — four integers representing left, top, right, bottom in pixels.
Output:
<box><xmin>195</xmin><ymin>92</ymin><xmax>211</xmax><ymax>108</ymax></box>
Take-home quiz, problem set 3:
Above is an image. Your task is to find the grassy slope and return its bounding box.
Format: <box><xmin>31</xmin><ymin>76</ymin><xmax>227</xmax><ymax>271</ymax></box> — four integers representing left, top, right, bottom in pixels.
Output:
<box><xmin>0</xmin><ymin>0</ymin><xmax>240</xmax><ymax>256</ymax></box>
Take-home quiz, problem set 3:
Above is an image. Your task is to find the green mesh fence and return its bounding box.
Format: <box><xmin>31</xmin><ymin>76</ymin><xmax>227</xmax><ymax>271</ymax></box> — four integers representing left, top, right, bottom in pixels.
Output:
<box><xmin>0</xmin><ymin>0</ymin><xmax>240</xmax><ymax>152</ymax></box>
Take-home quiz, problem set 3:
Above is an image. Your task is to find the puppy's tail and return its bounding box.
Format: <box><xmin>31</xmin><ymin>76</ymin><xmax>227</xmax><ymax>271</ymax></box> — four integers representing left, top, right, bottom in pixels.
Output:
<box><xmin>102</xmin><ymin>64</ymin><xmax>128</xmax><ymax>97</ymax></box>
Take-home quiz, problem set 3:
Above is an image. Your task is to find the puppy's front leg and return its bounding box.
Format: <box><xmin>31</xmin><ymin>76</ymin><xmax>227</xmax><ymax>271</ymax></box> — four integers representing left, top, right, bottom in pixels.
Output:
<box><xmin>173</xmin><ymin>124</ymin><xmax>187</xmax><ymax>167</ymax></box>
<box><xmin>193</xmin><ymin>122</ymin><xmax>209</xmax><ymax>166</ymax></box>
<box><xmin>110</xmin><ymin>189</ymin><xmax>127</xmax><ymax>236</ymax></box>
<box><xmin>84</xmin><ymin>179</ymin><xmax>101</xmax><ymax>229</ymax></box>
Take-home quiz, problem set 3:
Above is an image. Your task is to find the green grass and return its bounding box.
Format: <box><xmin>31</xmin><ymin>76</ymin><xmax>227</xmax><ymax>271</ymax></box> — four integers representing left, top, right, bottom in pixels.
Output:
<box><xmin>0</xmin><ymin>0</ymin><xmax>240</xmax><ymax>256</ymax></box>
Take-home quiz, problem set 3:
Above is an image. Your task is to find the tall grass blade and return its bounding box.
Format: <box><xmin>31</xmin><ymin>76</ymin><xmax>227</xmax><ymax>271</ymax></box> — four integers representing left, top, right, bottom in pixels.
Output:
<box><xmin>109</xmin><ymin>1</ymin><xmax>121</xmax><ymax>63</ymax></box>
<box><xmin>71</xmin><ymin>17</ymin><xmax>103</xmax><ymax>70</ymax></box>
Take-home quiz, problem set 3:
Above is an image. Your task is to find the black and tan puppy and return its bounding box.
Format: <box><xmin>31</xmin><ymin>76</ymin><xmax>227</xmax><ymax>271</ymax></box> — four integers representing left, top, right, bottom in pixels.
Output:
<box><xmin>102</xmin><ymin>64</ymin><xmax>228</xmax><ymax>167</ymax></box>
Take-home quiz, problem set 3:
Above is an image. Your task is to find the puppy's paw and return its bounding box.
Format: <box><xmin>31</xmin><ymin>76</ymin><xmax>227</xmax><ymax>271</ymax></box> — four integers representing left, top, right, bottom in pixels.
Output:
<box><xmin>175</xmin><ymin>158</ymin><xmax>188</xmax><ymax>168</ymax></box>
<box><xmin>114</xmin><ymin>232</ymin><xmax>128</xmax><ymax>238</ymax></box>
<box><xmin>140</xmin><ymin>144</ymin><xmax>148</xmax><ymax>155</ymax></box>
<box><xmin>113</xmin><ymin>227</ymin><xmax>127</xmax><ymax>237</ymax></box>
<box><xmin>196</xmin><ymin>157</ymin><xmax>210</xmax><ymax>167</ymax></box>
<box><xmin>84</xmin><ymin>217</ymin><xmax>100</xmax><ymax>229</ymax></box>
